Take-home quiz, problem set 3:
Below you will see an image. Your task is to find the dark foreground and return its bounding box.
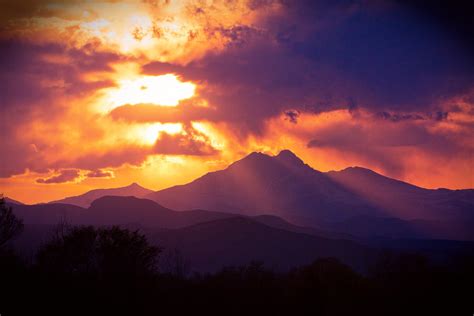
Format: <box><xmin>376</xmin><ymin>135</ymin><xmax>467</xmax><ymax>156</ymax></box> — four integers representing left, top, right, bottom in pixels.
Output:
<box><xmin>1</xmin><ymin>225</ymin><xmax>473</xmax><ymax>316</ymax></box>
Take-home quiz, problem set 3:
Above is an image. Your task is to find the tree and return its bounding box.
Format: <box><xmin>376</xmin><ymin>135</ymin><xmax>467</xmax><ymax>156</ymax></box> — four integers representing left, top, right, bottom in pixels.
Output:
<box><xmin>36</xmin><ymin>225</ymin><xmax>161</xmax><ymax>277</ymax></box>
<box><xmin>0</xmin><ymin>195</ymin><xmax>24</xmax><ymax>247</ymax></box>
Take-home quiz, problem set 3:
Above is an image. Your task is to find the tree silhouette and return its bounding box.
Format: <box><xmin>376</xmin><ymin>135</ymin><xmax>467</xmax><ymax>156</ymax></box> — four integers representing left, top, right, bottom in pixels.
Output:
<box><xmin>159</xmin><ymin>248</ymin><xmax>190</xmax><ymax>277</ymax></box>
<box><xmin>36</xmin><ymin>225</ymin><xmax>161</xmax><ymax>277</ymax></box>
<box><xmin>0</xmin><ymin>195</ymin><xmax>24</xmax><ymax>247</ymax></box>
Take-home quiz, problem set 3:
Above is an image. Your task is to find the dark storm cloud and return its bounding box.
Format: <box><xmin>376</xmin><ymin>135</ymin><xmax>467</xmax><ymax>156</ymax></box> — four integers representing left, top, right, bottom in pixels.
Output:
<box><xmin>143</xmin><ymin>0</ymin><xmax>473</xmax><ymax>136</ymax></box>
<box><xmin>279</xmin><ymin>1</ymin><xmax>474</xmax><ymax>110</ymax></box>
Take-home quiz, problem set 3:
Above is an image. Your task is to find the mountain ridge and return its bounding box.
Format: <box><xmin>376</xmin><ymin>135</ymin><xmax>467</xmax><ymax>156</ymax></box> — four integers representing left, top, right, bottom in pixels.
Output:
<box><xmin>150</xmin><ymin>215</ymin><xmax>373</xmax><ymax>273</ymax></box>
<box><xmin>146</xmin><ymin>150</ymin><xmax>474</xmax><ymax>239</ymax></box>
<box><xmin>49</xmin><ymin>182</ymin><xmax>154</xmax><ymax>208</ymax></box>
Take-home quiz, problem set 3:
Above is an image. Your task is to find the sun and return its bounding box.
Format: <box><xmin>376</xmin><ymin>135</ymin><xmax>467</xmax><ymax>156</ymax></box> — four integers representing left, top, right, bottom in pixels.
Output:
<box><xmin>105</xmin><ymin>74</ymin><xmax>196</xmax><ymax>109</ymax></box>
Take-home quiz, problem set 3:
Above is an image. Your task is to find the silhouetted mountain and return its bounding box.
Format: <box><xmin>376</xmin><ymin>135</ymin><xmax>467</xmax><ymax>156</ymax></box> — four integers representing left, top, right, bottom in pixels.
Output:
<box><xmin>327</xmin><ymin>167</ymin><xmax>474</xmax><ymax>220</ymax></box>
<box><xmin>13</xmin><ymin>196</ymin><xmax>234</xmax><ymax>229</ymax></box>
<box><xmin>151</xmin><ymin>216</ymin><xmax>373</xmax><ymax>273</ymax></box>
<box><xmin>86</xmin><ymin>196</ymin><xmax>234</xmax><ymax>228</ymax></box>
<box><xmin>147</xmin><ymin>150</ymin><xmax>474</xmax><ymax>240</ymax></box>
<box><xmin>251</xmin><ymin>214</ymin><xmax>355</xmax><ymax>240</ymax></box>
<box><xmin>12</xmin><ymin>194</ymin><xmax>354</xmax><ymax>246</ymax></box>
<box><xmin>11</xmin><ymin>196</ymin><xmax>376</xmax><ymax>271</ymax></box>
<box><xmin>4</xmin><ymin>197</ymin><xmax>24</xmax><ymax>205</ymax></box>
<box><xmin>325</xmin><ymin>215</ymin><xmax>474</xmax><ymax>241</ymax></box>
<box><xmin>253</xmin><ymin>214</ymin><xmax>474</xmax><ymax>242</ymax></box>
<box><xmin>49</xmin><ymin>183</ymin><xmax>154</xmax><ymax>207</ymax></box>
<box><xmin>9</xmin><ymin>195</ymin><xmax>473</xmax><ymax>272</ymax></box>
<box><xmin>147</xmin><ymin>150</ymin><xmax>377</xmax><ymax>223</ymax></box>
<box><xmin>10</xmin><ymin>196</ymin><xmax>236</xmax><ymax>257</ymax></box>
<box><xmin>13</xmin><ymin>203</ymin><xmax>86</xmax><ymax>225</ymax></box>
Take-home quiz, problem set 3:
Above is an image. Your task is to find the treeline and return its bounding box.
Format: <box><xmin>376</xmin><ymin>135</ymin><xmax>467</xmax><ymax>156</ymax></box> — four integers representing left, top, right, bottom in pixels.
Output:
<box><xmin>0</xmin><ymin>199</ymin><xmax>473</xmax><ymax>316</ymax></box>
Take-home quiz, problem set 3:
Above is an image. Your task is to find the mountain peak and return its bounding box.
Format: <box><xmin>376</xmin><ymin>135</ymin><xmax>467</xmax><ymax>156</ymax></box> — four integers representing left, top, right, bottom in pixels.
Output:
<box><xmin>275</xmin><ymin>149</ymin><xmax>305</xmax><ymax>166</ymax></box>
<box><xmin>227</xmin><ymin>149</ymin><xmax>309</xmax><ymax>173</ymax></box>
<box><xmin>228</xmin><ymin>151</ymin><xmax>272</xmax><ymax>167</ymax></box>
<box><xmin>339</xmin><ymin>166</ymin><xmax>376</xmax><ymax>174</ymax></box>
<box><xmin>276</xmin><ymin>149</ymin><xmax>298</xmax><ymax>159</ymax></box>
<box><xmin>246</xmin><ymin>151</ymin><xmax>270</xmax><ymax>159</ymax></box>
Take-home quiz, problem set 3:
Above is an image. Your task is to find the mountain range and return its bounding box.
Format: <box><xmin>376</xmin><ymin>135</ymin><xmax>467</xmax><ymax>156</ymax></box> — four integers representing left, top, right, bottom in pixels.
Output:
<box><xmin>8</xmin><ymin>150</ymin><xmax>474</xmax><ymax>239</ymax></box>
<box><xmin>150</xmin><ymin>216</ymin><xmax>373</xmax><ymax>273</ymax></box>
<box><xmin>146</xmin><ymin>150</ymin><xmax>474</xmax><ymax>238</ymax></box>
<box><xmin>5</xmin><ymin>150</ymin><xmax>474</xmax><ymax>272</ymax></box>
<box><xmin>10</xmin><ymin>195</ymin><xmax>374</xmax><ymax>272</ymax></box>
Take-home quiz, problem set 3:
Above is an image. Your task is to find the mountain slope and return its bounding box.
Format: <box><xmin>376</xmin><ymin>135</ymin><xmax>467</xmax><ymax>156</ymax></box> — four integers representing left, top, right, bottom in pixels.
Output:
<box><xmin>11</xmin><ymin>196</ymin><xmax>375</xmax><ymax>268</ymax></box>
<box><xmin>151</xmin><ymin>216</ymin><xmax>373</xmax><ymax>273</ymax></box>
<box><xmin>148</xmin><ymin>150</ymin><xmax>474</xmax><ymax>222</ymax></box>
<box><xmin>84</xmin><ymin>196</ymin><xmax>234</xmax><ymax>228</ymax></box>
<box><xmin>49</xmin><ymin>183</ymin><xmax>154</xmax><ymax>208</ymax></box>
<box><xmin>327</xmin><ymin>167</ymin><xmax>474</xmax><ymax>220</ymax></box>
<box><xmin>146</xmin><ymin>150</ymin><xmax>474</xmax><ymax>239</ymax></box>
<box><xmin>147</xmin><ymin>150</ymin><xmax>379</xmax><ymax>224</ymax></box>
<box><xmin>12</xmin><ymin>196</ymin><xmax>235</xmax><ymax>229</ymax></box>
<box><xmin>4</xmin><ymin>197</ymin><xmax>24</xmax><ymax>205</ymax></box>
<box><xmin>12</xmin><ymin>195</ymin><xmax>347</xmax><ymax>238</ymax></box>
<box><xmin>251</xmin><ymin>214</ymin><xmax>355</xmax><ymax>240</ymax></box>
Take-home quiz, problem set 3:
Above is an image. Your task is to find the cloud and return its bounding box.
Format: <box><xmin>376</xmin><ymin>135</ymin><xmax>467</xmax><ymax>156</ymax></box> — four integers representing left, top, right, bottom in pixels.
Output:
<box><xmin>141</xmin><ymin>0</ymin><xmax>473</xmax><ymax>134</ymax></box>
<box><xmin>108</xmin><ymin>103</ymin><xmax>213</xmax><ymax>123</ymax></box>
<box><xmin>59</xmin><ymin>146</ymin><xmax>153</xmax><ymax>171</ymax></box>
<box><xmin>0</xmin><ymin>38</ymin><xmax>126</xmax><ymax>178</ymax></box>
<box><xmin>284</xmin><ymin>110</ymin><xmax>300</xmax><ymax>124</ymax></box>
<box><xmin>375</xmin><ymin>111</ymin><xmax>449</xmax><ymax>122</ymax></box>
<box><xmin>0</xmin><ymin>0</ymin><xmax>282</xmax><ymax>62</ymax></box>
<box><xmin>153</xmin><ymin>126</ymin><xmax>218</xmax><ymax>156</ymax></box>
<box><xmin>36</xmin><ymin>169</ymin><xmax>81</xmax><ymax>184</ymax></box>
<box><xmin>0</xmin><ymin>39</ymin><xmax>118</xmax><ymax>111</ymax></box>
<box><xmin>300</xmin><ymin>106</ymin><xmax>473</xmax><ymax>183</ymax></box>
<box><xmin>86</xmin><ymin>169</ymin><xmax>115</xmax><ymax>178</ymax></box>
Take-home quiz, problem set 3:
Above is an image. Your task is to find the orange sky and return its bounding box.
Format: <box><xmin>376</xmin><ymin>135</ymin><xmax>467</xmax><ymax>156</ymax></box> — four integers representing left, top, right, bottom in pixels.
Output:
<box><xmin>0</xmin><ymin>0</ymin><xmax>473</xmax><ymax>204</ymax></box>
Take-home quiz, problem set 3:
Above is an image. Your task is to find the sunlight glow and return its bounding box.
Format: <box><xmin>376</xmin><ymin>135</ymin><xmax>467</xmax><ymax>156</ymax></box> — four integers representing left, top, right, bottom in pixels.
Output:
<box><xmin>106</xmin><ymin>74</ymin><xmax>196</xmax><ymax>108</ymax></box>
<box><xmin>129</xmin><ymin>123</ymin><xmax>183</xmax><ymax>145</ymax></box>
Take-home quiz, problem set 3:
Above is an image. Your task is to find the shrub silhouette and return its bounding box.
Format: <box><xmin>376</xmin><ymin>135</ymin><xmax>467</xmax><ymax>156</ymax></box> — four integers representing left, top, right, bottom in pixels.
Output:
<box><xmin>36</xmin><ymin>225</ymin><xmax>160</xmax><ymax>278</ymax></box>
<box><xmin>0</xmin><ymin>196</ymin><xmax>24</xmax><ymax>248</ymax></box>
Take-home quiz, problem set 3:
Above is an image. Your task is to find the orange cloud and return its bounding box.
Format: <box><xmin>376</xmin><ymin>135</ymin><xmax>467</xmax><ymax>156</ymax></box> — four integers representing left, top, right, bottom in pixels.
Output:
<box><xmin>0</xmin><ymin>0</ymin><xmax>282</xmax><ymax>63</ymax></box>
<box><xmin>36</xmin><ymin>169</ymin><xmax>81</xmax><ymax>184</ymax></box>
<box><xmin>259</xmin><ymin>106</ymin><xmax>474</xmax><ymax>189</ymax></box>
<box><xmin>86</xmin><ymin>169</ymin><xmax>115</xmax><ymax>179</ymax></box>
<box><xmin>108</xmin><ymin>103</ymin><xmax>213</xmax><ymax>123</ymax></box>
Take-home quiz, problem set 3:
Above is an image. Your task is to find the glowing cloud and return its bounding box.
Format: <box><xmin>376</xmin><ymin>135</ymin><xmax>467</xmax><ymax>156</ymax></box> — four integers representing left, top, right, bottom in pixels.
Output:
<box><xmin>105</xmin><ymin>74</ymin><xmax>195</xmax><ymax>109</ymax></box>
<box><xmin>128</xmin><ymin>122</ymin><xmax>183</xmax><ymax>145</ymax></box>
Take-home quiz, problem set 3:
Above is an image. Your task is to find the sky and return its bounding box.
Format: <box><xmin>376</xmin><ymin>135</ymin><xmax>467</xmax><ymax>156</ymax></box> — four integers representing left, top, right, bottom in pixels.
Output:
<box><xmin>0</xmin><ymin>0</ymin><xmax>473</xmax><ymax>204</ymax></box>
